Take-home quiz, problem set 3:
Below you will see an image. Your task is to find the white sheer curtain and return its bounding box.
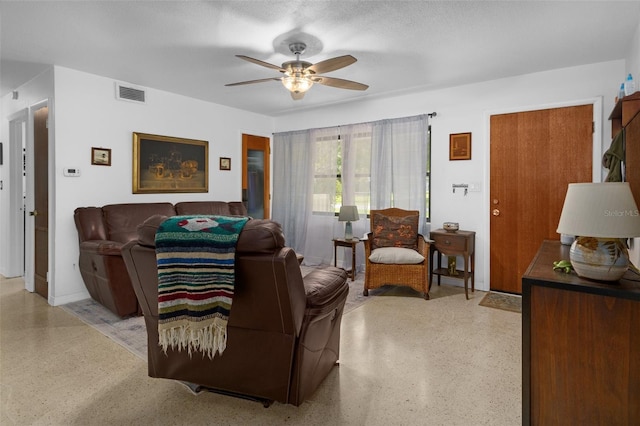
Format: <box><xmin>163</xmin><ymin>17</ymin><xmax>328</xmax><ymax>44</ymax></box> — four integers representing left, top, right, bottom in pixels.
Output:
<box><xmin>338</xmin><ymin>123</ymin><xmax>373</xmax><ymax>272</ymax></box>
<box><xmin>301</xmin><ymin>127</ymin><xmax>341</xmax><ymax>265</ymax></box>
<box><xmin>371</xmin><ymin>114</ymin><xmax>429</xmax><ymax>233</ymax></box>
<box><xmin>272</xmin><ymin>130</ymin><xmax>314</xmax><ymax>252</ymax></box>
<box><xmin>273</xmin><ymin>114</ymin><xmax>429</xmax><ymax>266</ymax></box>
<box><xmin>340</xmin><ymin>122</ymin><xmax>372</xmax><ymax>241</ymax></box>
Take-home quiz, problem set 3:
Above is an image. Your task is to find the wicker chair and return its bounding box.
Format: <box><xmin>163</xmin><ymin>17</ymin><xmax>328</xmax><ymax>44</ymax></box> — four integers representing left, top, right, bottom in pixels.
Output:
<box><xmin>363</xmin><ymin>208</ymin><xmax>430</xmax><ymax>300</ymax></box>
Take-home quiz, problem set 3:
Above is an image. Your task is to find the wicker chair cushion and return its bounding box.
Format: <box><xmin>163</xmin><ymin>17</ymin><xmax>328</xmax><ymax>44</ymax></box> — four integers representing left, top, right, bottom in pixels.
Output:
<box><xmin>369</xmin><ymin>247</ymin><xmax>424</xmax><ymax>264</ymax></box>
<box><xmin>371</xmin><ymin>212</ymin><xmax>419</xmax><ymax>250</ymax></box>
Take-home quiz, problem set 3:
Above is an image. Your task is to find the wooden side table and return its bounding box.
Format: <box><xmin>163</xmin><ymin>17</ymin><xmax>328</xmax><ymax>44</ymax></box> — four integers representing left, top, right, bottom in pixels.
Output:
<box><xmin>429</xmin><ymin>229</ymin><xmax>475</xmax><ymax>299</ymax></box>
<box><xmin>333</xmin><ymin>238</ymin><xmax>360</xmax><ymax>281</ymax></box>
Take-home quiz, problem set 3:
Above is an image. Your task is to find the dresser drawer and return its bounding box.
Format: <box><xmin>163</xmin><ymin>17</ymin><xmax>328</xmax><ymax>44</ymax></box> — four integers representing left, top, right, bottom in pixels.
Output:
<box><xmin>432</xmin><ymin>233</ymin><xmax>467</xmax><ymax>252</ymax></box>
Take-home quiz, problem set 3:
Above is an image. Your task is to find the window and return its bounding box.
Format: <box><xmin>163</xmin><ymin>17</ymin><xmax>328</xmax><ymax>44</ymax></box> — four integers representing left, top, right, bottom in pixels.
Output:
<box><xmin>310</xmin><ymin>123</ymin><xmax>431</xmax><ymax>221</ymax></box>
<box><xmin>273</xmin><ymin>114</ymin><xmax>431</xmax><ymax>259</ymax></box>
<box><xmin>311</xmin><ymin>134</ymin><xmax>340</xmax><ymax>214</ymax></box>
<box><xmin>425</xmin><ymin>124</ymin><xmax>431</xmax><ymax>222</ymax></box>
<box><xmin>312</xmin><ymin>131</ymin><xmax>373</xmax><ymax>216</ymax></box>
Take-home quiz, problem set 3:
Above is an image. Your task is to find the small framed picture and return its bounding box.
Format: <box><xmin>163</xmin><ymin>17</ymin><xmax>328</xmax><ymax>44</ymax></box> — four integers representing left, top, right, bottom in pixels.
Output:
<box><xmin>220</xmin><ymin>157</ymin><xmax>231</xmax><ymax>171</ymax></box>
<box><xmin>449</xmin><ymin>132</ymin><xmax>472</xmax><ymax>161</ymax></box>
<box><xmin>91</xmin><ymin>147</ymin><xmax>112</xmax><ymax>166</ymax></box>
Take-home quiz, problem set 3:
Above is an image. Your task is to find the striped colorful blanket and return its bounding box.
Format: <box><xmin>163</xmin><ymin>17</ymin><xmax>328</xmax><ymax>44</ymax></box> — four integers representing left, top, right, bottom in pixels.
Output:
<box><xmin>155</xmin><ymin>215</ymin><xmax>249</xmax><ymax>359</ymax></box>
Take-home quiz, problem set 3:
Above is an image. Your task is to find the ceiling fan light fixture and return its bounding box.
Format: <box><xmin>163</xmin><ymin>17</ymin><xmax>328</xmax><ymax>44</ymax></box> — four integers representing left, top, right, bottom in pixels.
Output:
<box><xmin>282</xmin><ymin>75</ymin><xmax>313</xmax><ymax>94</ymax></box>
<box><xmin>228</xmin><ymin>41</ymin><xmax>367</xmax><ymax>96</ymax></box>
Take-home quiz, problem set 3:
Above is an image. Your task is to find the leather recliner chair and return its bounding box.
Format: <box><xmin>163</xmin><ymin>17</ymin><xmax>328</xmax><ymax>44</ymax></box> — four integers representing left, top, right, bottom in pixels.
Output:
<box><xmin>121</xmin><ymin>215</ymin><xmax>349</xmax><ymax>406</ymax></box>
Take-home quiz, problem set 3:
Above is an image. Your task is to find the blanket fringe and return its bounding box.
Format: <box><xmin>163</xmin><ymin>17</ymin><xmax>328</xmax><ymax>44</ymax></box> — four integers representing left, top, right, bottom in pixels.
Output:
<box><xmin>159</xmin><ymin>316</ymin><xmax>227</xmax><ymax>359</ymax></box>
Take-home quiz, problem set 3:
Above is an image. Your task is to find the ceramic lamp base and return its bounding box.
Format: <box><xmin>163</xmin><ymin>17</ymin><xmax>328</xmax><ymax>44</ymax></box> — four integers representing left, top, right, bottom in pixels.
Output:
<box><xmin>344</xmin><ymin>221</ymin><xmax>353</xmax><ymax>240</ymax></box>
<box><xmin>569</xmin><ymin>236</ymin><xmax>629</xmax><ymax>281</ymax></box>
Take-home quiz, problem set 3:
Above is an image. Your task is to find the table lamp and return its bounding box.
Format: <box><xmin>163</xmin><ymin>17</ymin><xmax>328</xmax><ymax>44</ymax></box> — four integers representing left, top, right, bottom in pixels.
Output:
<box><xmin>339</xmin><ymin>205</ymin><xmax>359</xmax><ymax>240</ymax></box>
<box><xmin>556</xmin><ymin>182</ymin><xmax>640</xmax><ymax>281</ymax></box>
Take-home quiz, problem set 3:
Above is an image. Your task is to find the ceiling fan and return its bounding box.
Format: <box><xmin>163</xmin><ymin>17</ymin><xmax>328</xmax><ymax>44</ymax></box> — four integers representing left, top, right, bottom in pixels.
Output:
<box><xmin>225</xmin><ymin>42</ymin><xmax>368</xmax><ymax>100</ymax></box>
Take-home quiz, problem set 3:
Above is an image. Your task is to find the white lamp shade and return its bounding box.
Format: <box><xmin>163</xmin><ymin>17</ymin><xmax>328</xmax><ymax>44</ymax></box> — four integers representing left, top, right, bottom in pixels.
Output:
<box><xmin>556</xmin><ymin>182</ymin><xmax>640</xmax><ymax>238</ymax></box>
<box><xmin>339</xmin><ymin>206</ymin><xmax>359</xmax><ymax>222</ymax></box>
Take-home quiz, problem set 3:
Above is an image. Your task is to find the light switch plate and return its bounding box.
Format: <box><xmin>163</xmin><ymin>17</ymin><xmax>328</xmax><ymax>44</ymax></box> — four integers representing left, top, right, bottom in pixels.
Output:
<box><xmin>468</xmin><ymin>182</ymin><xmax>481</xmax><ymax>192</ymax></box>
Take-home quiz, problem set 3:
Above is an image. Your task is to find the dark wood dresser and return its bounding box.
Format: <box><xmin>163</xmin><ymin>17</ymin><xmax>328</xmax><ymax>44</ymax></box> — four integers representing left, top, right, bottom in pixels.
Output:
<box><xmin>522</xmin><ymin>240</ymin><xmax>640</xmax><ymax>425</ymax></box>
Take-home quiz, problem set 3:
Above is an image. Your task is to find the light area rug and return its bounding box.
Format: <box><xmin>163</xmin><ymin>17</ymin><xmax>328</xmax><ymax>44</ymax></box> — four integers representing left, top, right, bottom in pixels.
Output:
<box><xmin>59</xmin><ymin>266</ymin><xmax>382</xmax><ymax>361</ymax></box>
<box><xmin>478</xmin><ymin>291</ymin><xmax>522</xmax><ymax>313</ymax></box>
<box><xmin>59</xmin><ymin>299</ymin><xmax>148</xmax><ymax>360</ymax></box>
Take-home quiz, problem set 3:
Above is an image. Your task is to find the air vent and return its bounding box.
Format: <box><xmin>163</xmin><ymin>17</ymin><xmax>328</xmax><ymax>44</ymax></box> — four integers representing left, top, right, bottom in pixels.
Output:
<box><xmin>115</xmin><ymin>82</ymin><xmax>146</xmax><ymax>103</ymax></box>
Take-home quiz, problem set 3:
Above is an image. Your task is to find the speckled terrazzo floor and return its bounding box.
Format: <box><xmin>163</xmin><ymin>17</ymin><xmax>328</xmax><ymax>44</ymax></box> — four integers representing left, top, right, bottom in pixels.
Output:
<box><xmin>1</xmin><ymin>275</ymin><xmax>521</xmax><ymax>425</ymax></box>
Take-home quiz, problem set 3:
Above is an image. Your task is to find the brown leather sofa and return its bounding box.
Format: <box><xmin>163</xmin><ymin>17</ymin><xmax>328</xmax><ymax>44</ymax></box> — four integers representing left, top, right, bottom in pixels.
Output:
<box><xmin>73</xmin><ymin>201</ymin><xmax>246</xmax><ymax>317</ymax></box>
<box><xmin>121</xmin><ymin>215</ymin><xmax>349</xmax><ymax>406</ymax></box>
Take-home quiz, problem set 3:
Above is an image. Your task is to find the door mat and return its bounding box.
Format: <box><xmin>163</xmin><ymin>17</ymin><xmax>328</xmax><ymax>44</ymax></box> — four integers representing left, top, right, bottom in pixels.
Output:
<box><xmin>479</xmin><ymin>291</ymin><xmax>522</xmax><ymax>313</ymax></box>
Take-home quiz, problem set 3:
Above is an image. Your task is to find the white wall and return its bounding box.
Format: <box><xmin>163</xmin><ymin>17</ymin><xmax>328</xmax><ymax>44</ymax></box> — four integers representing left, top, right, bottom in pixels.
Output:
<box><xmin>273</xmin><ymin>60</ymin><xmax>625</xmax><ymax>291</ymax></box>
<box><xmin>626</xmin><ymin>18</ymin><xmax>640</xmax><ymax>87</ymax></box>
<box><xmin>1</xmin><ymin>66</ymin><xmax>273</xmax><ymax>305</ymax></box>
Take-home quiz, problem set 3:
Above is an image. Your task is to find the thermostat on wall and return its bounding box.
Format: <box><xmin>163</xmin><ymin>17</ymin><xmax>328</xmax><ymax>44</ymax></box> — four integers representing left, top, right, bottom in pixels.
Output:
<box><xmin>63</xmin><ymin>167</ymin><xmax>81</xmax><ymax>177</ymax></box>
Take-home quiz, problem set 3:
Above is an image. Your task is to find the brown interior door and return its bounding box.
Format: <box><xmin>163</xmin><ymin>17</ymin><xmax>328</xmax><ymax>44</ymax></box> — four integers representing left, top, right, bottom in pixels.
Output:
<box><xmin>242</xmin><ymin>134</ymin><xmax>270</xmax><ymax>219</ymax></box>
<box><xmin>33</xmin><ymin>106</ymin><xmax>48</xmax><ymax>299</ymax></box>
<box><xmin>490</xmin><ymin>104</ymin><xmax>593</xmax><ymax>294</ymax></box>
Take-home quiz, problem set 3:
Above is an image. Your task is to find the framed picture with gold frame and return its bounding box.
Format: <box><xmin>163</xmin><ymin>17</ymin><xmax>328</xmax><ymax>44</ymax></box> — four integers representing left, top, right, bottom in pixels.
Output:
<box><xmin>449</xmin><ymin>132</ymin><xmax>472</xmax><ymax>161</ymax></box>
<box><xmin>132</xmin><ymin>132</ymin><xmax>208</xmax><ymax>194</ymax></box>
<box><xmin>91</xmin><ymin>147</ymin><xmax>111</xmax><ymax>166</ymax></box>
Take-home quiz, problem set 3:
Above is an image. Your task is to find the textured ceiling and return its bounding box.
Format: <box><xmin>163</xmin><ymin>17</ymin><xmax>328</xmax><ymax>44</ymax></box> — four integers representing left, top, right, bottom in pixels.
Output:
<box><xmin>1</xmin><ymin>1</ymin><xmax>639</xmax><ymax>116</ymax></box>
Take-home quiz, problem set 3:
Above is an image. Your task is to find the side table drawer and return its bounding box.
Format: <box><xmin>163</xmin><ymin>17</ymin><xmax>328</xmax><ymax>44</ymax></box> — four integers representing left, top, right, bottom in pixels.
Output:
<box><xmin>432</xmin><ymin>233</ymin><xmax>466</xmax><ymax>252</ymax></box>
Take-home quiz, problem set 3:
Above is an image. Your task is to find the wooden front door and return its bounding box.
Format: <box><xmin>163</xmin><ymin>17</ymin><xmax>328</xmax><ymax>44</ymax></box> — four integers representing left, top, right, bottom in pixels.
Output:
<box><xmin>33</xmin><ymin>106</ymin><xmax>48</xmax><ymax>299</ymax></box>
<box><xmin>242</xmin><ymin>134</ymin><xmax>270</xmax><ymax>219</ymax></box>
<box><xmin>489</xmin><ymin>104</ymin><xmax>593</xmax><ymax>294</ymax></box>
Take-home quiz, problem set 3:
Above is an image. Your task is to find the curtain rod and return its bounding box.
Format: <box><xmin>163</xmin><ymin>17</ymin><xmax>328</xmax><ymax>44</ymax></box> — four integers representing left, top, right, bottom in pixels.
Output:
<box><xmin>273</xmin><ymin>112</ymin><xmax>437</xmax><ymax>136</ymax></box>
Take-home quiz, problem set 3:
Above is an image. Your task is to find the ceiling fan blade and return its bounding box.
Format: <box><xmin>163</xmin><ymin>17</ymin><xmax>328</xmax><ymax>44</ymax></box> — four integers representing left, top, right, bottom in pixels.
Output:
<box><xmin>225</xmin><ymin>77</ymin><xmax>281</xmax><ymax>87</ymax></box>
<box><xmin>313</xmin><ymin>76</ymin><xmax>369</xmax><ymax>91</ymax></box>
<box><xmin>236</xmin><ymin>55</ymin><xmax>285</xmax><ymax>72</ymax></box>
<box><xmin>291</xmin><ymin>91</ymin><xmax>305</xmax><ymax>100</ymax></box>
<box><xmin>306</xmin><ymin>55</ymin><xmax>357</xmax><ymax>74</ymax></box>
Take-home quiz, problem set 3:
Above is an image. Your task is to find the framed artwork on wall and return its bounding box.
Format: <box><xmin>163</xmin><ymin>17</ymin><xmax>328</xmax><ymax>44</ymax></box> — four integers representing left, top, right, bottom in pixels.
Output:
<box><xmin>132</xmin><ymin>132</ymin><xmax>209</xmax><ymax>194</ymax></box>
<box><xmin>449</xmin><ymin>132</ymin><xmax>472</xmax><ymax>161</ymax></box>
<box><xmin>91</xmin><ymin>147</ymin><xmax>112</xmax><ymax>166</ymax></box>
<box><xmin>219</xmin><ymin>157</ymin><xmax>231</xmax><ymax>171</ymax></box>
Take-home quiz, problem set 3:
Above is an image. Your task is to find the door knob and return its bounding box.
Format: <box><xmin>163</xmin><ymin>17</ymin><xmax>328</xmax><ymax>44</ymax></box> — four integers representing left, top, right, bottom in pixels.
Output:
<box><xmin>492</xmin><ymin>209</ymin><xmax>500</xmax><ymax>216</ymax></box>
<box><xmin>29</xmin><ymin>210</ymin><xmax>38</xmax><ymax>217</ymax></box>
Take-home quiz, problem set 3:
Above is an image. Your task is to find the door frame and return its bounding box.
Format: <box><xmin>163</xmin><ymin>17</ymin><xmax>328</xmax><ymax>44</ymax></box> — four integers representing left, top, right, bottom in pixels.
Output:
<box><xmin>23</xmin><ymin>99</ymin><xmax>51</xmax><ymax>297</ymax></box>
<box><xmin>482</xmin><ymin>97</ymin><xmax>603</xmax><ymax>291</ymax></box>
<box><xmin>7</xmin><ymin>109</ymin><xmax>27</xmax><ymax>279</ymax></box>
<box><xmin>241</xmin><ymin>133</ymin><xmax>271</xmax><ymax>219</ymax></box>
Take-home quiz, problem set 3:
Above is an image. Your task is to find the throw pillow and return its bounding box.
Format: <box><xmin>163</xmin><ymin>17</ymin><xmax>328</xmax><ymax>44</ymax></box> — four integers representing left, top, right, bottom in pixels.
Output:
<box><xmin>369</xmin><ymin>247</ymin><xmax>425</xmax><ymax>264</ymax></box>
<box><xmin>371</xmin><ymin>212</ymin><xmax>419</xmax><ymax>250</ymax></box>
